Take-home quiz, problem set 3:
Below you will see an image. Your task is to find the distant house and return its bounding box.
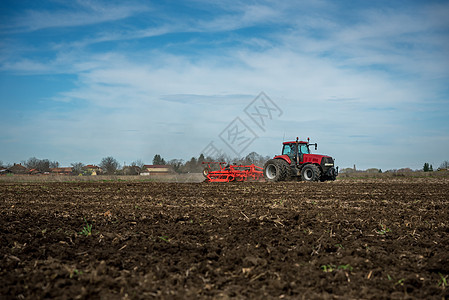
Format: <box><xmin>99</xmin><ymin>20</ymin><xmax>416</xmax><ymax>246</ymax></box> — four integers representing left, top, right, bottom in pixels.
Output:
<box><xmin>50</xmin><ymin>167</ymin><xmax>73</xmax><ymax>175</ymax></box>
<box><xmin>140</xmin><ymin>165</ymin><xmax>174</xmax><ymax>176</ymax></box>
<box><xmin>122</xmin><ymin>165</ymin><xmax>141</xmax><ymax>175</ymax></box>
<box><xmin>0</xmin><ymin>168</ymin><xmax>12</xmax><ymax>175</ymax></box>
<box><xmin>8</xmin><ymin>164</ymin><xmax>29</xmax><ymax>174</ymax></box>
<box><xmin>83</xmin><ymin>165</ymin><xmax>102</xmax><ymax>175</ymax></box>
<box><xmin>29</xmin><ymin>169</ymin><xmax>43</xmax><ymax>175</ymax></box>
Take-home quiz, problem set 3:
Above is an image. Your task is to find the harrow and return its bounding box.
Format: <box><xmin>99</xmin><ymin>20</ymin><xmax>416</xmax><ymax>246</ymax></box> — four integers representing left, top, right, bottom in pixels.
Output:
<box><xmin>202</xmin><ymin>162</ymin><xmax>264</xmax><ymax>182</ymax></box>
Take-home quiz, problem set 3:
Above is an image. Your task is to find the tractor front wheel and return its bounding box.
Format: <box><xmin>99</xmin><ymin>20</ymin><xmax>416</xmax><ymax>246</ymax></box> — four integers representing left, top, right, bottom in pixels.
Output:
<box><xmin>263</xmin><ymin>159</ymin><xmax>287</xmax><ymax>182</ymax></box>
<box><xmin>301</xmin><ymin>164</ymin><xmax>321</xmax><ymax>182</ymax></box>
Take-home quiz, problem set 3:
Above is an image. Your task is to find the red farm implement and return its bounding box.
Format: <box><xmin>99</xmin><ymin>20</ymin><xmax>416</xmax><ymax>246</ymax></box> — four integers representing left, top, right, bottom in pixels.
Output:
<box><xmin>202</xmin><ymin>162</ymin><xmax>264</xmax><ymax>182</ymax></box>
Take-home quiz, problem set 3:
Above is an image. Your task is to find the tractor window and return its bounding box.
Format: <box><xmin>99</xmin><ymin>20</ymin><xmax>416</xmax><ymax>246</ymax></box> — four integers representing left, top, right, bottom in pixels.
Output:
<box><xmin>299</xmin><ymin>144</ymin><xmax>309</xmax><ymax>154</ymax></box>
<box><xmin>282</xmin><ymin>144</ymin><xmax>293</xmax><ymax>156</ymax></box>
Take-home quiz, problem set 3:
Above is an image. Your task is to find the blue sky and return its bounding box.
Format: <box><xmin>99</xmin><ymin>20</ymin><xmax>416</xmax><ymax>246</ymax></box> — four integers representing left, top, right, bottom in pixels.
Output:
<box><xmin>1</xmin><ymin>0</ymin><xmax>448</xmax><ymax>170</ymax></box>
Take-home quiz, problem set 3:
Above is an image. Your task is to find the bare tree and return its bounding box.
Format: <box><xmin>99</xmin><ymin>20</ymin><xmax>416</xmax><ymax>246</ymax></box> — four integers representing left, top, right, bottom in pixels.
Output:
<box><xmin>23</xmin><ymin>157</ymin><xmax>40</xmax><ymax>169</ymax></box>
<box><xmin>118</xmin><ymin>160</ymin><xmax>144</xmax><ymax>175</ymax></box>
<box><xmin>100</xmin><ymin>156</ymin><xmax>120</xmax><ymax>175</ymax></box>
<box><xmin>215</xmin><ymin>153</ymin><xmax>231</xmax><ymax>164</ymax></box>
<box><xmin>168</xmin><ymin>159</ymin><xmax>184</xmax><ymax>173</ymax></box>
<box><xmin>49</xmin><ymin>161</ymin><xmax>60</xmax><ymax>168</ymax></box>
<box><xmin>439</xmin><ymin>160</ymin><xmax>449</xmax><ymax>170</ymax></box>
<box><xmin>241</xmin><ymin>151</ymin><xmax>265</xmax><ymax>166</ymax></box>
<box><xmin>131</xmin><ymin>159</ymin><xmax>145</xmax><ymax>169</ymax></box>
<box><xmin>0</xmin><ymin>160</ymin><xmax>11</xmax><ymax>169</ymax></box>
<box><xmin>120</xmin><ymin>160</ymin><xmax>144</xmax><ymax>175</ymax></box>
<box><xmin>0</xmin><ymin>161</ymin><xmax>12</xmax><ymax>168</ymax></box>
<box><xmin>24</xmin><ymin>157</ymin><xmax>50</xmax><ymax>172</ymax></box>
<box><xmin>71</xmin><ymin>162</ymin><xmax>85</xmax><ymax>175</ymax></box>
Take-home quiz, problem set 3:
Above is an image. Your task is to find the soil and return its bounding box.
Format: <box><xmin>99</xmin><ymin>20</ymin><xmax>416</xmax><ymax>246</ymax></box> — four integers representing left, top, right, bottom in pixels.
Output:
<box><xmin>1</xmin><ymin>178</ymin><xmax>448</xmax><ymax>299</ymax></box>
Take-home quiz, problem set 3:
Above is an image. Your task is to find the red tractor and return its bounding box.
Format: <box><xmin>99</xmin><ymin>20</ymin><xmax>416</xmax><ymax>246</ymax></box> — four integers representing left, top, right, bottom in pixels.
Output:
<box><xmin>263</xmin><ymin>138</ymin><xmax>338</xmax><ymax>182</ymax></box>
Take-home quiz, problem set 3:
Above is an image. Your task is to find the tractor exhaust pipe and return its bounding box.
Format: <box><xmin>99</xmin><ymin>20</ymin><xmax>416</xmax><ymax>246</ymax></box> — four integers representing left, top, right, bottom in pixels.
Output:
<box><xmin>307</xmin><ymin>137</ymin><xmax>317</xmax><ymax>150</ymax></box>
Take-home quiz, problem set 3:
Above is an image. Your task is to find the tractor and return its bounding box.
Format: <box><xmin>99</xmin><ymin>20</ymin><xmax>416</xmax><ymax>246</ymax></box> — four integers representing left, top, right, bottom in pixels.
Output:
<box><xmin>263</xmin><ymin>138</ymin><xmax>338</xmax><ymax>182</ymax></box>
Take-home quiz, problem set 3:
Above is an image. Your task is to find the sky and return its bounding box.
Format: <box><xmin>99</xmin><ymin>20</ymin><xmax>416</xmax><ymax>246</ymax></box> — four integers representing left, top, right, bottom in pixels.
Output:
<box><xmin>1</xmin><ymin>0</ymin><xmax>448</xmax><ymax>170</ymax></box>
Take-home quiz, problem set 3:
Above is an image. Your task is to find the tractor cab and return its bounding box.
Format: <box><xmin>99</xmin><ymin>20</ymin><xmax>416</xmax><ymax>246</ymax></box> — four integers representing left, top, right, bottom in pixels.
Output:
<box><xmin>282</xmin><ymin>141</ymin><xmax>310</xmax><ymax>160</ymax></box>
<box><xmin>282</xmin><ymin>138</ymin><xmax>316</xmax><ymax>164</ymax></box>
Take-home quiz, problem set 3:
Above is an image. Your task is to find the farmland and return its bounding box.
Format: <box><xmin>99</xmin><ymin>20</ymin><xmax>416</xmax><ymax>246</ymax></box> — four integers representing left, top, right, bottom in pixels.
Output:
<box><xmin>1</xmin><ymin>178</ymin><xmax>448</xmax><ymax>299</ymax></box>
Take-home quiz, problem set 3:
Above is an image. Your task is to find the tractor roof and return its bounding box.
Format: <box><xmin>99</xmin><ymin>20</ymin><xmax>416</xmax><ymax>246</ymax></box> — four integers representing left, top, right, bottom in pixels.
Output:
<box><xmin>283</xmin><ymin>141</ymin><xmax>308</xmax><ymax>145</ymax></box>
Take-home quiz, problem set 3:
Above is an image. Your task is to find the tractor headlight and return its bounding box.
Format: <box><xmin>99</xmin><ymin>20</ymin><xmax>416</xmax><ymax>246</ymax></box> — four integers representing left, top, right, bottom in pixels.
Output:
<box><xmin>324</xmin><ymin>163</ymin><xmax>334</xmax><ymax>167</ymax></box>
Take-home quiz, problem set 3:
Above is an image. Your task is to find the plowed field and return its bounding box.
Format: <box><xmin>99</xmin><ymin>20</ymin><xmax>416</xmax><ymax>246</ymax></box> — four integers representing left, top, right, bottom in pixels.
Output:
<box><xmin>1</xmin><ymin>179</ymin><xmax>448</xmax><ymax>299</ymax></box>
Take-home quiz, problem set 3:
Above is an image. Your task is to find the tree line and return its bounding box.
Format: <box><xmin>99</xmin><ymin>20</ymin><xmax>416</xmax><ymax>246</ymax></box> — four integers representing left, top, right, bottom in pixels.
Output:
<box><xmin>2</xmin><ymin>157</ymin><xmax>448</xmax><ymax>176</ymax></box>
<box><xmin>340</xmin><ymin>161</ymin><xmax>449</xmax><ymax>174</ymax></box>
<box><xmin>0</xmin><ymin>152</ymin><xmax>272</xmax><ymax>175</ymax></box>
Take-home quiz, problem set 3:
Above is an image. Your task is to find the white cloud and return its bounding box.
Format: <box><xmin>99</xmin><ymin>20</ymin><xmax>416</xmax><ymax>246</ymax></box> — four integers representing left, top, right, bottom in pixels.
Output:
<box><xmin>50</xmin><ymin>26</ymin><xmax>174</xmax><ymax>50</ymax></box>
<box><xmin>9</xmin><ymin>1</ymin><xmax>150</xmax><ymax>32</ymax></box>
<box><xmin>1</xmin><ymin>58</ymin><xmax>49</xmax><ymax>73</ymax></box>
<box><xmin>192</xmin><ymin>3</ymin><xmax>282</xmax><ymax>32</ymax></box>
<box><xmin>280</xmin><ymin>3</ymin><xmax>449</xmax><ymax>80</ymax></box>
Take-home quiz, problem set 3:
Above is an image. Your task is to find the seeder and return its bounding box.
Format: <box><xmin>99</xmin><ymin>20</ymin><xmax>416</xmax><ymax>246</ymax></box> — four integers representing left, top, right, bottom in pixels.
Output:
<box><xmin>202</xmin><ymin>162</ymin><xmax>264</xmax><ymax>182</ymax></box>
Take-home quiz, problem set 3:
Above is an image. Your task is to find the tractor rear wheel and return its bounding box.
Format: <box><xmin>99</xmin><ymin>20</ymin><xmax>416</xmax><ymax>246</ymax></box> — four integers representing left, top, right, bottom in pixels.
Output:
<box><xmin>278</xmin><ymin>159</ymin><xmax>292</xmax><ymax>181</ymax></box>
<box><xmin>301</xmin><ymin>164</ymin><xmax>321</xmax><ymax>182</ymax></box>
<box><xmin>263</xmin><ymin>159</ymin><xmax>288</xmax><ymax>182</ymax></box>
<box><xmin>263</xmin><ymin>160</ymin><xmax>280</xmax><ymax>181</ymax></box>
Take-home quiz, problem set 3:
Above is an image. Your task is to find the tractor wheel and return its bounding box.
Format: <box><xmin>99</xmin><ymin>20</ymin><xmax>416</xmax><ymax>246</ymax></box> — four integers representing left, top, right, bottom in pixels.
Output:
<box><xmin>301</xmin><ymin>164</ymin><xmax>321</xmax><ymax>182</ymax></box>
<box><xmin>278</xmin><ymin>159</ymin><xmax>292</xmax><ymax>181</ymax></box>
<box><xmin>263</xmin><ymin>159</ymin><xmax>287</xmax><ymax>182</ymax></box>
<box><xmin>202</xmin><ymin>167</ymin><xmax>211</xmax><ymax>178</ymax></box>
